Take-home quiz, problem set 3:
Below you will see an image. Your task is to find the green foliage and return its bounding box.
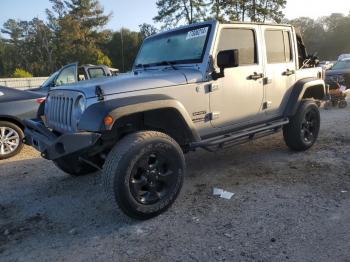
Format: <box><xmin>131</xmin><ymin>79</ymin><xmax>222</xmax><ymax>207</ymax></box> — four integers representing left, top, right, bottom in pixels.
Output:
<box><xmin>48</xmin><ymin>0</ymin><xmax>112</xmax><ymax>67</ymax></box>
<box><xmin>288</xmin><ymin>13</ymin><xmax>350</xmax><ymax>60</ymax></box>
<box><xmin>139</xmin><ymin>23</ymin><xmax>158</xmax><ymax>38</ymax></box>
<box><xmin>154</xmin><ymin>0</ymin><xmax>207</xmax><ymax>27</ymax></box>
<box><xmin>106</xmin><ymin>29</ymin><xmax>144</xmax><ymax>72</ymax></box>
<box><xmin>96</xmin><ymin>49</ymin><xmax>112</xmax><ymax>66</ymax></box>
<box><xmin>154</xmin><ymin>0</ymin><xmax>287</xmax><ymax>26</ymax></box>
<box><xmin>0</xmin><ymin>0</ymin><xmax>113</xmax><ymax>77</ymax></box>
<box><xmin>13</xmin><ymin>68</ymin><xmax>33</xmax><ymax>78</ymax></box>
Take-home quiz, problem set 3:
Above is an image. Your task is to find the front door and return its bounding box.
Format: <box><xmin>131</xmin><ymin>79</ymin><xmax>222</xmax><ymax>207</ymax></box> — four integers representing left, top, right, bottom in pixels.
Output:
<box><xmin>210</xmin><ymin>26</ymin><xmax>264</xmax><ymax>128</ymax></box>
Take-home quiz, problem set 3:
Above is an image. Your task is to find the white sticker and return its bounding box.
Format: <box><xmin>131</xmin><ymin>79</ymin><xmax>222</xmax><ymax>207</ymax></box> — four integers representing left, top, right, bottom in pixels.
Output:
<box><xmin>0</xmin><ymin>91</ymin><xmax>4</xmax><ymax>97</ymax></box>
<box><xmin>186</xmin><ymin>27</ymin><xmax>208</xmax><ymax>40</ymax></box>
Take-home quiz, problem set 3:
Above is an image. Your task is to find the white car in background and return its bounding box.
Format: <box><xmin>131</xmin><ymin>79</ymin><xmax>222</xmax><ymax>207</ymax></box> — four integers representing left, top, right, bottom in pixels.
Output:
<box><xmin>319</xmin><ymin>61</ymin><xmax>334</xmax><ymax>70</ymax></box>
<box><xmin>338</xmin><ymin>54</ymin><xmax>350</xmax><ymax>61</ymax></box>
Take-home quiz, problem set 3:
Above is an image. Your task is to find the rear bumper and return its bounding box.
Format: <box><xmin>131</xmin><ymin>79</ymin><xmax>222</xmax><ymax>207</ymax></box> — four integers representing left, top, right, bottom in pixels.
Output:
<box><xmin>24</xmin><ymin>119</ymin><xmax>101</xmax><ymax>160</ymax></box>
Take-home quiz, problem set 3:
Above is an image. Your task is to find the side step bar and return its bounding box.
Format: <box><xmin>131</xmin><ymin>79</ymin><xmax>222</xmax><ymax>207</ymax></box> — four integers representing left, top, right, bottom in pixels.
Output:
<box><xmin>190</xmin><ymin>118</ymin><xmax>289</xmax><ymax>151</ymax></box>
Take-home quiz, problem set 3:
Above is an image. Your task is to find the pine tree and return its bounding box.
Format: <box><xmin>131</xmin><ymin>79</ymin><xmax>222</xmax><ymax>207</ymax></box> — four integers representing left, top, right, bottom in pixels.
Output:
<box><xmin>154</xmin><ymin>0</ymin><xmax>207</xmax><ymax>27</ymax></box>
<box><xmin>46</xmin><ymin>0</ymin><xmax>112</xmax><ymax>67</ymax></box>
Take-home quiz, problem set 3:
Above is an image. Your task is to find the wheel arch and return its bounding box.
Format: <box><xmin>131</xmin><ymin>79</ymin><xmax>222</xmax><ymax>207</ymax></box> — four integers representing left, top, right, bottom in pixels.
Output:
<box><xmin>78</xmin><ymin>95</ymin><xmax>201</xmax><ymax>146</ymax></box>
<box><xmin>0</xmin><ymin>115</ymin><xmax>24</xmax><ymax>130</ymax></box>
<box><xmin>284</xmin><ymin>78</ymin><xmax>326</xmax><ymax>117</ymax></box>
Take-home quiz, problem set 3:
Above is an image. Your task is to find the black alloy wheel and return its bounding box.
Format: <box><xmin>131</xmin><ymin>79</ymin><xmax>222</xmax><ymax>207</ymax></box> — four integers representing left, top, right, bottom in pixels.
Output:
<box><xmin>130</xmin><ymin>152</ymin><xmax>178</xmax><ymax>205</ymax></box>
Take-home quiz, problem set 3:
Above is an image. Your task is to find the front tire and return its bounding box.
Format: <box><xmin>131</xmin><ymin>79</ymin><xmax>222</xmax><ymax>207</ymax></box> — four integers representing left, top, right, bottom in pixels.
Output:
<box><xmin>0</xmin><ymin>121</ymin><xmax>24</xmax><ymax>160</ymax></box>
<box><xmin>103</xmin><ymin>131</ymin><xmax>185</xmax><ymax>220</ymax></box>
<box><xmin>283</xmin><ymin>100</ymin><xmax>320</xmax><ymax>151</ymax></box>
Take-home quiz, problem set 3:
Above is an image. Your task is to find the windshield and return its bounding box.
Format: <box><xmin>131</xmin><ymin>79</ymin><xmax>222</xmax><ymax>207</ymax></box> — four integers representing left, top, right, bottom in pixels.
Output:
<box><xmin>41</xmin><ymin>71</ymin><xmax>59</xmax><ymax>89</ymax></box>
<box><xmin>332</xmin><ymin>60</ymin><xmax>350</xmax><ymax>70</ymax></box>
<box><xmin>134</xmin><ymin>25</ymin><xmax>211</xmax><ymax>67</ymax></box>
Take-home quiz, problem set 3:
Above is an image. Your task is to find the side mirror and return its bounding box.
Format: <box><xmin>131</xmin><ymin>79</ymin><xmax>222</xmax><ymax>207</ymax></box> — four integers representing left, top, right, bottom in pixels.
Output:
<box><xmin>212</xmin><ymin>49</ymin><xmax>239</xmax><ymax>80</ymax></box>
<box><xmin>217</xmin><ymin>49</ymin><xmax>239</xmax><ymax>69</ymax></box>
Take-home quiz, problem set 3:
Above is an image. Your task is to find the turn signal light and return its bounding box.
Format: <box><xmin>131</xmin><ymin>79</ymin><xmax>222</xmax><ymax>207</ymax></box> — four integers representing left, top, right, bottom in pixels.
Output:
<box><xmin>104</xmin><ymin>115</ymin><xmax>113</xmax><ymax>126</ymax></box>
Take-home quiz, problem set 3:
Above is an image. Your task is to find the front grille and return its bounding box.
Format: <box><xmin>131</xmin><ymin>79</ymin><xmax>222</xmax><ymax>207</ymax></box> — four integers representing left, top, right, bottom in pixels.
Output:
<box><xmin>45</xmin><ymin>91</ymin><xmax>82</xmax><ymax>132</ymax></box>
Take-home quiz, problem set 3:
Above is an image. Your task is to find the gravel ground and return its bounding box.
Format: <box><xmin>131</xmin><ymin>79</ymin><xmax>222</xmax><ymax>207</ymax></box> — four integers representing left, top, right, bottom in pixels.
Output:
<box><xmin>0</xmin><ymin>105</ymin><xmax>350</xmax><ymax>262</ymax></box>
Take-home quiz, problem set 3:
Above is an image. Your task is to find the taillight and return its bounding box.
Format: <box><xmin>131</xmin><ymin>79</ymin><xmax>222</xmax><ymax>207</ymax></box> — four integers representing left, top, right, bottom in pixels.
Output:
<box><xmin>36</xmin><ymin>97</ymin><xmax>46</xmax><ymax>104</ymax></box>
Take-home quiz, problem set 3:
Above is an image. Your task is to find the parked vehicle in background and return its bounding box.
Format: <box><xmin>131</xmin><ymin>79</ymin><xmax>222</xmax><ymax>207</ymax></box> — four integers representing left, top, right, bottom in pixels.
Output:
<box><xmin>29</xmin><ymin>63</ymin><xmax>114</xmax><ymax>95</ymax></box>
<box><xmin>108</xmin><ymin>68</ymin><xmax>120</xmax><ymax>76</ymax></box>
<box><xmin>0</xmin><ymin>86</ymin><xmax>44</xmax><ymax>159</ymax></box>
<box><xmin>0</xmin><ymin>63</ymin><xmax>114</xmax><ymax>160</ymax></box>
<box><xmin>338</xmin><ymin>54</ymin><xmax>350</xmax><ymax>61</ymax></box>
<box><xmin>325</xmin><ymin>58</ymin><xmax>350</xmax><ymax>90</ymax></box>
<box><xmin>24</xmin><ymin>20</ymin><xmax>325</xmax><ymax>219</ymax></box>
<box><xmin>325</xmin><ymin>58</ymin><xmax>350</xmax><ymax>108</ymax></box>
<box><xmin>319</xmin><ymin>61</ymin><xmax>334</xmax><ymax>71</ymax></box>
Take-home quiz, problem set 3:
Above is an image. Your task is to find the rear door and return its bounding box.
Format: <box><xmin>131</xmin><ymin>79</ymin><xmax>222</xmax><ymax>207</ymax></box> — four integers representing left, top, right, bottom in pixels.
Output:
<box><xmin>210</xmin><ymin>25</ymin><xmax>265</xmax><ymax>128</ymax></box>
<box><xmin>262</xmin><ymin>27</ymin><xmax>296</xmax><ymax>117</ymax></box>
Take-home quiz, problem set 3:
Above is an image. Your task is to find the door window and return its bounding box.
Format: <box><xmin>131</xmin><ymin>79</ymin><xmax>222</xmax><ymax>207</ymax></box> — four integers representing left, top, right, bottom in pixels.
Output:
<box><xmin>265</xmin><ymin>30</ymin><xmax>293</xmax><ymax>64</ymax></box>
<box><xmin>88</xmin><ymin>68</ymin><xmax>106</xmax><ymax>79</ymax></box>
<box><xmin>217</xmin><ymin>28</ymin><xmax>257</xmax><ymax>65</ymax></box>
<box><xmin>55</xmin><ymin>66</ymin><xmax>77</xmax><ymax>86</ymax></box>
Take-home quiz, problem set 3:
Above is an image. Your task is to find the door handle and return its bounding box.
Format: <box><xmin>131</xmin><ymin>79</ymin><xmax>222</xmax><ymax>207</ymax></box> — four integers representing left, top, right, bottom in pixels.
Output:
<box><xmin>282</xmin><ymin>69</ymin><xmax>295</xmax><ymax>76</ymax></box>
<box><xmin>248</xmin><ymin>72</ymin><xmax>264</xmax><ymax>80</ymax></box>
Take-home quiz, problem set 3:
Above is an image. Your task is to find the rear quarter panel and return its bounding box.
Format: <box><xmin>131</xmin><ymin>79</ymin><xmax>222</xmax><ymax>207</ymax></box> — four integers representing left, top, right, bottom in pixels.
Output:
<box><xmin>0</xmin><ymin>99</ymin><xmax>39</xmax><ymax>122</ymax></box>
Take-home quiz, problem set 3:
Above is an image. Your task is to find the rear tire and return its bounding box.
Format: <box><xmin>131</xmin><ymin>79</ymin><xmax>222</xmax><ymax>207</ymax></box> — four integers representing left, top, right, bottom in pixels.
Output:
<box><xmin>53</xmin><ymin>155</ymin><xmax>97</xmax><ymax>176</ymax></box>
<box><xmin>0</xmin><ymin>121</ymin><xmax>24</xmax><ymax>160</ymax></box>
<box><xmin>339</xmin><ymin>100</ymin><xmax>347</xmax><ymax>109</ymax></box>
<box><xmin>324</xmin><ymin>101</ymin><xmax>332</xmax><ymax>110</ymax></box>
<box><xmin>283</xmin><ymin>100</ymin><xmax>320</xmax><ymax>151</ymax></box>
<box><xmin>103</xmin><ymin>131</ymin><xmax>185</xmax><ymax>220</ymax></box>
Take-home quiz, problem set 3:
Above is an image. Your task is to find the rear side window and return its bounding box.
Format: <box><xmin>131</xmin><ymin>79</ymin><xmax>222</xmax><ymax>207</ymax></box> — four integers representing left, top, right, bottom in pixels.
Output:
<box><xmin>217</xmin><ymin>28</ymin><xmax>257</xmax><ymax>65</ymax></box>
<box><xmin>265</xmin><ymin>30</ymin><xmax>293</xmax><ymax>63</ymax></box>
<box><xmin>88</xmin><ymin>68</ymin><xmax>106</xmax><ymax>79</ymax></box>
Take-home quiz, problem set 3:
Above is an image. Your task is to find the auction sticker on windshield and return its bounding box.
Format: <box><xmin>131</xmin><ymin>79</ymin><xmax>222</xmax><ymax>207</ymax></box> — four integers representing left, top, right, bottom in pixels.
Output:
<box><xmin>186</xmin><ymin>27</ymin><xmax>208</xmax><ymax>40</ymax></box>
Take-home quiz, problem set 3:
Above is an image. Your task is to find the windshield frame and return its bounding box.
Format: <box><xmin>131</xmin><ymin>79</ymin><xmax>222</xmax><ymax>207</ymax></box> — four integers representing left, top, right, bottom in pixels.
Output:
<box><xmin>41</xmin><ymin>71</ymin><xmax>59</xmax><ymax>89</ymax></box>
<box><xmin>134</xmin><ymin>24</ymin><xmax>212</xmax><ymax>68</ymax></box>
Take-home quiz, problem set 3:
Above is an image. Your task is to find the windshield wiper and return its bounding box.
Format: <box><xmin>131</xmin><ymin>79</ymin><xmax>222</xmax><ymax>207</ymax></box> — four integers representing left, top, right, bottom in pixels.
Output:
<box><xmin>156</xmin><ymin>61</ymin><xmax>178</xmax><ymax>70</ymax></box>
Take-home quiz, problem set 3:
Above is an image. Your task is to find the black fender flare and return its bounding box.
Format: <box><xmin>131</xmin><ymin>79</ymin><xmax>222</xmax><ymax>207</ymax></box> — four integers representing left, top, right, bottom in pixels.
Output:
<box><xmin>284</xmin><ymin>78</ymin><xmax>326</xmax><ymax>117</ymax></box>
<box><xmin>78</xmin><ymin>94</ymin><xmax>201</xmax><ymax>142</ymax></box>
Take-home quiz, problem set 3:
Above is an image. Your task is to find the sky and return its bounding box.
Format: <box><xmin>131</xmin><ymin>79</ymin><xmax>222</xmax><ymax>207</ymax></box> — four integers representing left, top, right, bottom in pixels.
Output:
<box><xmin>0</xmin><ymin>0</ymin><xmax>349</xmax><ymax>32</ymax></box>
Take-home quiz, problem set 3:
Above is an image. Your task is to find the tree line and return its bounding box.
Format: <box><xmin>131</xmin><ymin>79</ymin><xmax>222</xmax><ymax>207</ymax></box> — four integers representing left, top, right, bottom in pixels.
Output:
<box><xmin>288</xmin><ymin>13</ymin><xmax>350</xmax><ymax>61</ymax></box>
<box><xmin>0</xmin><ymin>0</ymin><xmax>152</xmax><ymax>77</ymax></box>
<box><xmin>0</xmin><ymin>0</ymin><xmax>349</xmax><ymax>78</ymax></box>
<box><xmin>154</xmin><ymin>0</ymin><xmax>287</xmax><ymax>26</ymax></box>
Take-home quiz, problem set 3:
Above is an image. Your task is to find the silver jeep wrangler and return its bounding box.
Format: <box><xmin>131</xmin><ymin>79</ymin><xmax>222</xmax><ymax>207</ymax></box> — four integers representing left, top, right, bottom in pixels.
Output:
<box><xmin>24</xmin><ymin>20</ymin><xmax>326</xmax><ymax>219</ymax></box>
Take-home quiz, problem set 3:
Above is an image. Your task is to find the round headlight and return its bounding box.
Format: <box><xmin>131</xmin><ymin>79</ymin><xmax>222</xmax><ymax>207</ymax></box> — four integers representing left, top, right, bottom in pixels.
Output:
<box><xmin>76</xmin><ymin>96</ymin><xmax>86</xmax><ymax>115</ymax></box>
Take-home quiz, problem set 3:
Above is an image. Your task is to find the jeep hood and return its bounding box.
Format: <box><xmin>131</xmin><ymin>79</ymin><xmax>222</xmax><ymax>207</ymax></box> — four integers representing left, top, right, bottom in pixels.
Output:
<box><xmin>51</xmin><ymin>68</ymin><xmax>203</xmax><ymax>98</ymax></box>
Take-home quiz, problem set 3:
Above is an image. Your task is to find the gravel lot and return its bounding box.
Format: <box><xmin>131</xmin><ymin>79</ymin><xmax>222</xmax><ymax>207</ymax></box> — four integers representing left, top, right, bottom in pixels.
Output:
<box><xmin>1</xmin><ymin>105</ymin><xmax>350</xmax><ymax>262</ymax></box>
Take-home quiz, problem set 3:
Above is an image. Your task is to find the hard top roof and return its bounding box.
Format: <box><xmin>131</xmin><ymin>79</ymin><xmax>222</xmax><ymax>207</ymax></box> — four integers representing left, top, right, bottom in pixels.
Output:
<box><xmin>219</xmin><ymin>20</ymin><xmax>292</xmax><ymax>27</ymax></box>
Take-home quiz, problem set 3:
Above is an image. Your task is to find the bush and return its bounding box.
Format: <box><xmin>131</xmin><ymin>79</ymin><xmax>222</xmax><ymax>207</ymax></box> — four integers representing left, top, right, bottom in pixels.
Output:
<box><xmin>13</xmin><ymin>68</ymin><xmax>33</xmax><ymax>78</ymax></box>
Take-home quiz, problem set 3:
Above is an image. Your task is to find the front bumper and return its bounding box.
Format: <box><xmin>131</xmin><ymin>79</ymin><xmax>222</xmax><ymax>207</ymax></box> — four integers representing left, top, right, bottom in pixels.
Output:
<box><xmin>24</xmin><ymin>119</ymin><xmax>101</xmax><ymax>160</ymax></box>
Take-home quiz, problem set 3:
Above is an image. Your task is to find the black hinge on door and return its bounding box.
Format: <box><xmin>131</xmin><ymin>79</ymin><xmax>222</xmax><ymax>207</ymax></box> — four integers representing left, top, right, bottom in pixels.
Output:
<box><xmin>209</xmin><ymin>83</ymin><xmax>219</xmax><ymax>92</ymax></box>
<box><xmin>263</xmin><ymin>102</ymin><xmax>268</xmax><ymax>110</ymax></box>
<box><xmin>263</xmin><ymin>101</ymin><xmax>272</xmax><ymax>110</ymax></box>
<box><xmin>263</xmin><ymin>77</ymin><xmax>271</xmax><ymax>85</ymax></box>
